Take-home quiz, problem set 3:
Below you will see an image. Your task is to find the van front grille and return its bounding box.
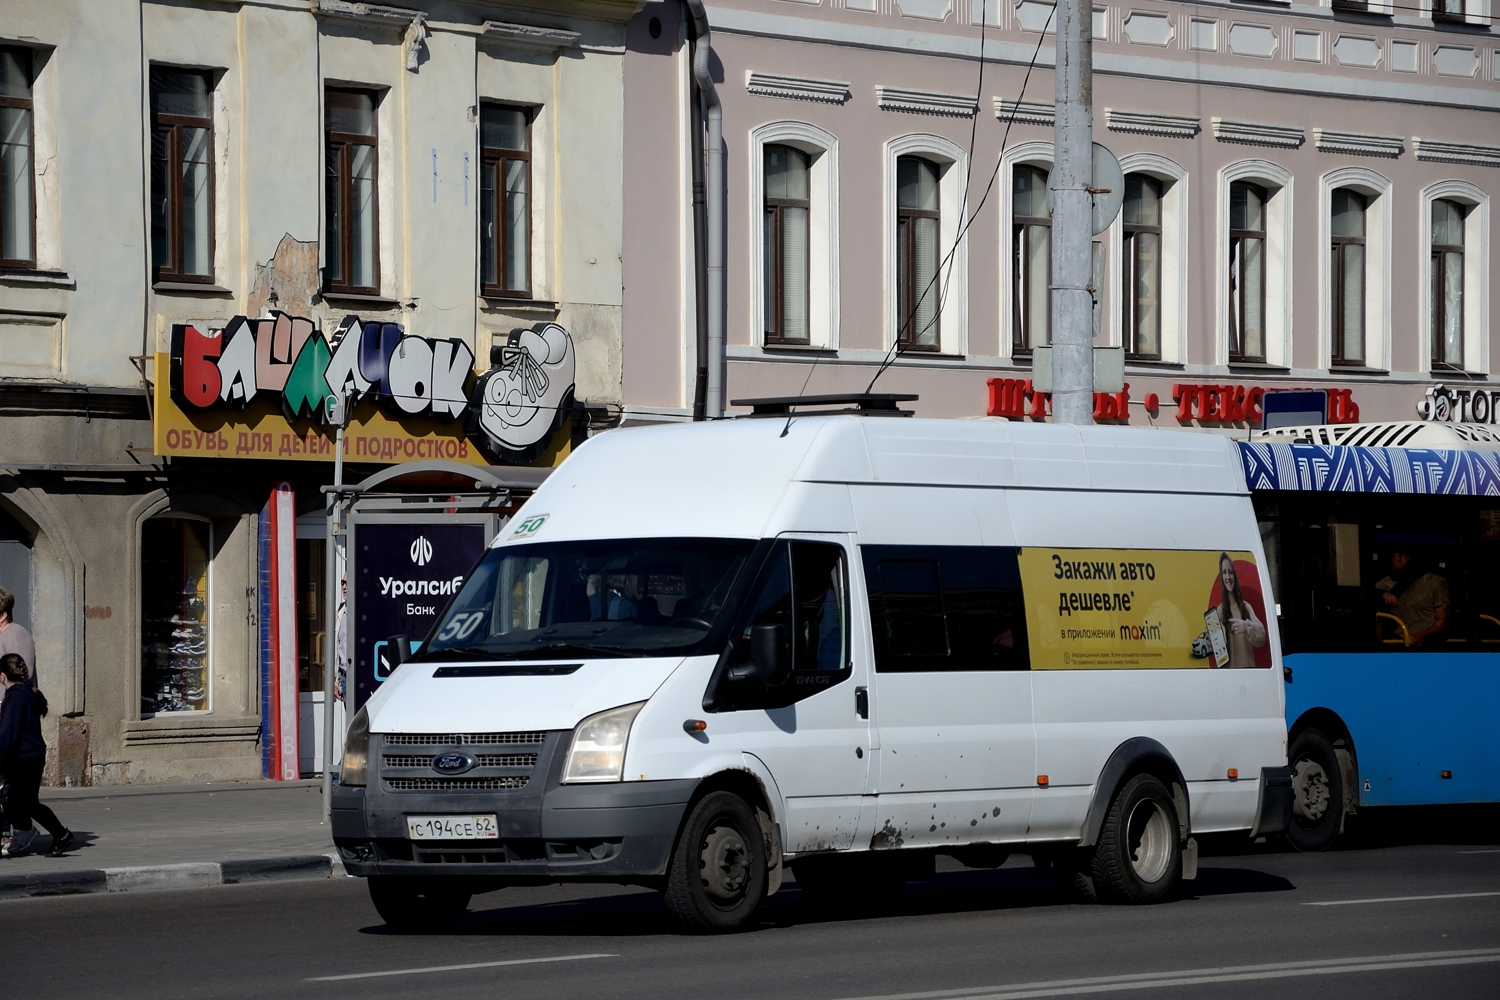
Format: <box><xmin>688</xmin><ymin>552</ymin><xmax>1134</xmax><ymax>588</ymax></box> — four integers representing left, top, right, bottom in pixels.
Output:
<box><xmin>383</xmin><ymin>731</ymin><xmax>547</xmax><ymax>746</ymax></box>
<box><xmin>386</xmin><ymin>776</ymin><xmax>529</xmax><ymax>792</ymax></box>
<box><xmin>381</xmin><ymin>753</ymin><xmax>538</xmax><ymax>769</ymax></box>
<box><xmin>378</xmin><ymin>731</ymin><xmax>551</xmax><ymax>794</ymax></box>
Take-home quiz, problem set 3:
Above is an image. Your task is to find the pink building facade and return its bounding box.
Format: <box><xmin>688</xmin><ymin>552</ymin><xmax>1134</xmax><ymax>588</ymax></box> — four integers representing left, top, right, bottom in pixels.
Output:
<box><xmin>622</xmin><ymin>0</ymin><xmax>1499</xmax><ymax>432</ymax></box>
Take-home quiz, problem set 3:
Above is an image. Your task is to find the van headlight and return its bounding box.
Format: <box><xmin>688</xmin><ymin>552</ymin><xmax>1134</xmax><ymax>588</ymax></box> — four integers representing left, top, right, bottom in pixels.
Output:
<box><xmin>341</xmin><ymin>706</ymin><xmax>371</xmax><ymax>787</ymax></box>
<box><xmin>563</xmin><ymin>702</ymin><xmax>645</xmax><ymax>783</ymax></box>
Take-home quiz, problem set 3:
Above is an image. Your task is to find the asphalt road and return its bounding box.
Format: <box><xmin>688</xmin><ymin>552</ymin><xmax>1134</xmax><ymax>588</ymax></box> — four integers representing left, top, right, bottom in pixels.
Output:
<box><xmin>10</xmin><ymin>825</ymin><xmax>1500</xmax><ymax>1000</ymax></box>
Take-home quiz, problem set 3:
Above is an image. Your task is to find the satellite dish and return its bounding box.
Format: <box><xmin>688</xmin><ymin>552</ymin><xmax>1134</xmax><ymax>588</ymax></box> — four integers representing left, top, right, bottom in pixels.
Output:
<box><xmin>1045</xmin><ymin>142</ymin><xmax>1126</xmax><ymax>235</ymax></box>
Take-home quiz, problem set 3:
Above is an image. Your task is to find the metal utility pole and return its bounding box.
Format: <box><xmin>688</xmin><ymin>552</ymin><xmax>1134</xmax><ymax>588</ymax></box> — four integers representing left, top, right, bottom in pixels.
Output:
<box><xmin>1050</xmin><ymin>0</ymin><xmax>1094</xmax><ymax>425</ymax></box>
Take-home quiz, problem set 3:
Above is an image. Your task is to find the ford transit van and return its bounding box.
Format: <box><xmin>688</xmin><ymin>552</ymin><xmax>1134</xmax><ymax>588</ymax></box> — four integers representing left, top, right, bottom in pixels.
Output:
<box><xmin>331</xmin><ymin>411</ymin><xmax>1293</xmax><ymax>932</ymax></box>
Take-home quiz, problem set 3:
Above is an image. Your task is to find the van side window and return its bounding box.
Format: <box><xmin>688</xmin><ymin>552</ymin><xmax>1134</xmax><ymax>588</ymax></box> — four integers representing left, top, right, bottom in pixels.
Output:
<box><xmin>711</xmin><ymin>540</ymin><xmax>851</xmax><ymax>710</ymax></box>
<box><xmin>863</xmin><ymin>545</ymin><xmax>1029</xmax><ymax>672</ymax></box>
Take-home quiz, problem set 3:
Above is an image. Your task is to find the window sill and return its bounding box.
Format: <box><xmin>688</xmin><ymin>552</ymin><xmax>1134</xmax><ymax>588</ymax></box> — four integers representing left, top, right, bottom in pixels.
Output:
<box><xmin>480</xmin><ymin>296</ymin><xmax>558</xmax><ymax>312</ymax></box>
<box><xmin>321</xmin><ymin>291</ymin><xmax>401</xmax><ymax>308</ymax></box>
<box><xmin>1228</xmin><ymin>361</ymin><xmax>1292</xmax><ymax>373</ymax></box>
<box><xmin>0</xmin><ymin>268</ymin><xmax>75</xmax><ymax>289</ymax></box>
<box><xmin>1329</xmin><ymin>365</ymin><xmax>1391</xmax><ymax>376</ymax></box>
<box><xmin>892</xmin><ymin>350</ymin><xmax>967</xmax><ymax>361</ymax></box>
<box><xmin>1430</xmin><ymin>366</ymin><xmax>1488</xmax><ymax>379</ymax></box>
<box><xmin>123</xmin><ymin>714</ymin><xmax>260</xmax><ymax>746</ymax></box>
<box><xmin>1126</xmin><ymin>358</ymin><xmax>1186</xmax><ymax>371</ymax></box>
<box><xmin>154</xmin><ymin>281</ymin><xmax>233</xmax><ymax>296</ymax></box>
<box><xmin>762</xmin><ymin>343</ymin><xmax>836</xmax><ymax>355</ymax></box>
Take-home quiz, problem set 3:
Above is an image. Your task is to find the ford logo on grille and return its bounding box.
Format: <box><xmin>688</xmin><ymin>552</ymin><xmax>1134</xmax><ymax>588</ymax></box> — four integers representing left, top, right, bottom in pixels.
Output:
<box><xmin>432</xmin><ymin>752</ymin><xmax>477</xmax><ymax>775</ymax></box>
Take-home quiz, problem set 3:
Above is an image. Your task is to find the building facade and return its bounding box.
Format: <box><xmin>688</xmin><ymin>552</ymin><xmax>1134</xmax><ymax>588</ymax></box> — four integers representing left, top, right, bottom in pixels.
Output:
<box><xmin>621</xmin><ymin>0</ymin><xmax>1498</xmax><ymax>429</ymax></box>
<box><xmin>0</xmin><ymin>0</ymin><xmax>637</xmax><ymax>784</ymax></box>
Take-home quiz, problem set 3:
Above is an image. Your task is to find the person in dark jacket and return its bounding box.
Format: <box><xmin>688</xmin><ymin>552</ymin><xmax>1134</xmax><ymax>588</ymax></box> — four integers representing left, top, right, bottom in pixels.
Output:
<box><xmin>0</xmin><ymin>654</ymin><xmax>72</xmax><ymax>857</ymax></box>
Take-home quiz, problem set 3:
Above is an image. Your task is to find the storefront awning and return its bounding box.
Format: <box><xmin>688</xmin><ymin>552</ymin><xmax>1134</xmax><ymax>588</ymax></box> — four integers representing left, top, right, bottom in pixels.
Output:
<box><xmin>1237</xmin><ymin>441</ymin><xmax>1500</xmax><ymax>496</ymax></box>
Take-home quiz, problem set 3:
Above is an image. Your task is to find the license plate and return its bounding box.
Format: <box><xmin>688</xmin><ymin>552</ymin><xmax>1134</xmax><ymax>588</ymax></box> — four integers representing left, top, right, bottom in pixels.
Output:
<box><xmin>406</xmin><ymin>814</ymin><xmax>500</xmax><ymax>841</ymax></box>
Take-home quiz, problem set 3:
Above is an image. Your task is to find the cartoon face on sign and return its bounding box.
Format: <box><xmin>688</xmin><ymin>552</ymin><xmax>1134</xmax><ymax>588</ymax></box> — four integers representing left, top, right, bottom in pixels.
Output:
<box><xmin>467</xmin><ymin>323</ymin><xmax>576</xmax><ymax>463</ymax></box>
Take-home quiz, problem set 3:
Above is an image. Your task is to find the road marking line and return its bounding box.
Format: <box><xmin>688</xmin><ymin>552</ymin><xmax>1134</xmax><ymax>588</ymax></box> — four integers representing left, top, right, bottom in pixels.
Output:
<box><xmin>827</xmin><ymin>948</ymin><xmax>1500</xmax><ymax>1000</ymax></box>
<box><xmin>305</xmin><ymin>953</ymin><xmax>617</xmax><ymax>982</ymax></box>
<box><xmin>1304</xmin><ymin>891</ymin><xmax>1500</xmax><ymax>906</ymax></box>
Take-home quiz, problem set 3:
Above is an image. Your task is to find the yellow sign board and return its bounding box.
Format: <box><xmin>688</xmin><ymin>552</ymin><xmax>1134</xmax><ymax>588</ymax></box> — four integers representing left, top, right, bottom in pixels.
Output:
<box><xmin>1019</xmin><ymin>548</ymin><xmax>1271</xmax><ymax>669</ymax></box>
<box><xmin>151</xmin><ymin>354</ymin><xmax>570</xmax><ymax>467</ymax></box>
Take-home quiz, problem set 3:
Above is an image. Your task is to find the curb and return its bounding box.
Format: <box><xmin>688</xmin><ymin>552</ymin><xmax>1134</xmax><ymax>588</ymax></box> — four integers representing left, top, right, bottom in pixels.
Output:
<box><xmin>0</xmin><ymin>853</ymin><xmax>346</xmax><ymax>900</ymax></box>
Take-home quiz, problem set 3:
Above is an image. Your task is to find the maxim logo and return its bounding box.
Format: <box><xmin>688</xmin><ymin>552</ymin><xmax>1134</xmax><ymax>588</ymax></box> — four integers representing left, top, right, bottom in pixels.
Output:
<box><xmin>410</xmin><ymin>535</ymin><xmax>434</xmax><ymax>566</ymax></box>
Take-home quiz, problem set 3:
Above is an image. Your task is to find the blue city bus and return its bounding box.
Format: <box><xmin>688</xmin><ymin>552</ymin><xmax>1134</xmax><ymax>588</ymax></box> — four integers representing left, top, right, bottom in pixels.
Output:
<box><xmin>1237</xmin><ymin>436</ymin><xmax>1500</xmax><ymax>850</ymax></box>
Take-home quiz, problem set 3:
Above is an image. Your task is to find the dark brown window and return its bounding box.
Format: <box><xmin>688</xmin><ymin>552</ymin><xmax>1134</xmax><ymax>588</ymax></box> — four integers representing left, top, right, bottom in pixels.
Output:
<box><xmin>896</xmin><ymin>156</ymin><xmax>941</xmax><ymax>351</ymax></box>
<box><xmin>1123</xmin><ymin>174</ymin><xmax>1163</xmax><ymax>360</ymax></box>
<box><xmin>1432</xmin><ymin>198</ymin><xmax>1466</xmax><ymax>369</ymax></box>
<box><xmin>763</xmin><ymin>144</ymin><xmax>811</xmax><ymax>344</ymax></box>
<box><xmin>1331</xmin><ymin>0</ymin><xmax>1369</xmax><ymax>11</ymax></box>
<box><xmin>1433</xmin><ymin>0</ymin><xmax>1467</xmax><ymax>23</ymax></box>
<box><xmin>1</xmin><ymin>46</ymin><xmax>36</xmax><ymax>269</ymax></box>
<box><xmin>480</xmin><ymin>104</ymin><xmax>531</xmax><ymax>299</ymax></box>
<box><xmin>325</xmin><ymin>88</ymin><xmax>378</xmax><ymax>294</ymax></box>
<box><xmin>1012</xmin><ymin>164</ymin><xmax>1050</xmax><ymax>355</ymax></box>
<box><xmin>150</xmin><ymin>68</ymin><xmax>215</xmax><ymax>282</ymax></box>
<box><xmin>1229</xmin><ymin>181</ymin><xmax>1267</xmax><ymax>363</ymax></box>
<box><xmin>1331</xmin><ymin>188</ymin><xmax>1367</xmax><ymax>367</ymax></box>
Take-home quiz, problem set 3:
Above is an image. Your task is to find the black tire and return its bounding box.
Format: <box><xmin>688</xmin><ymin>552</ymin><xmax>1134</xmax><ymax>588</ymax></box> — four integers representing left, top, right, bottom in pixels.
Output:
<box><xmin>663</xmin><ymin>791</ymin><xmax>767</xmax><ymax>932</ymax></box>
<box><xmin>367</xmin><ymin>875</ymin><xmax>472</xmax><ymax>933</ymax></box>
<box><xmin>791</xmin><ymin>852</ymin><xmax>912</xmax><ymax>909</ymax></box>
<box><xmin>1286</xmin><ymin>728</ymin><xmax>1344</xmax><ymax>852</ymax></box>
<box><xmin>1088</xmin><ymin>773</ymin><xmax>1182</xmax><ymax>904</ymax></box>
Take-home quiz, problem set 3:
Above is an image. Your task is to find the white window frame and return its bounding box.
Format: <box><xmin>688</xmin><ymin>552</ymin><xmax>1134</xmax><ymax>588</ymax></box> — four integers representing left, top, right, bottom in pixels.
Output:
<box><xmin>1319</xmin><ymin>166</ymin><xmax>1392</xmax><ymax>371</ymax></box>
<box><xmin>1218</xmin><ymin>160</ymin><xmax>1294</xmax><ymax>368</ymax></box>
<box><xmin>998</xmin><ymin>141</ymin><xmax>1053</xmax><ymax>361</ymax></box>
<box><xmin>884</xmin><ymin>133</ymin><xmax>968</xmax><ymax>356</ymax></box>
<box><xmin>1421</xmin><ymin>180</ymin><xmax>1490</xmax><ymax>375</ymax></box>
<box><xmin>1112</xmin><ymin>154</ymin><xmax>1188</xmax><ymax>365</ymax></box>
<box><xmin>749</xmin><ymin>120</ymin><xmax>840</xmax><ymax>349</ymax></box>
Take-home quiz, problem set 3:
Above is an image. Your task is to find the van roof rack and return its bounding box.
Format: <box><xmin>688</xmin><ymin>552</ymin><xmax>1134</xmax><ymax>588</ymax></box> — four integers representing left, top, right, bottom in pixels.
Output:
<box><xmin>730</xmin><ymin>393</ymin><xmax>919</xmax><ymax>417</ymax></box>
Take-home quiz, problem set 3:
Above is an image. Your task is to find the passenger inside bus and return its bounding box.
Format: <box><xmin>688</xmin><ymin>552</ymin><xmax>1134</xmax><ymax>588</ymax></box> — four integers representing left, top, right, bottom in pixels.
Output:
<box><xmin>1375</xmin><ymin>550</ymin><xmax>1449</xmax><ymax>648</ymax></box>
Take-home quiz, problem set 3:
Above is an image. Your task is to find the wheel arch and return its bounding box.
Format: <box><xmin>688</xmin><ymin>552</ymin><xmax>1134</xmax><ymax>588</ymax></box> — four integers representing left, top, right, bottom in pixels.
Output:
<box><xmin>1079</xmin><ymin>737</ymin><xmax>1190</xmax><ymax>849</ymax></box>
<box><xmin>1289</xmin><ymin>707</ymin><xmax>1360</xmax><ymax>814</ymax></box>
<box><xmin>671</xmin><ymin>766</ymin><xmax>784</xmax><ymax>893</ymax></box>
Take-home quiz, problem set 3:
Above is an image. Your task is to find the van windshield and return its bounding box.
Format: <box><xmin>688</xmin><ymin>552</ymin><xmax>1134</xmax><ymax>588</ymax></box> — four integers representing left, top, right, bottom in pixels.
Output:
<box><xmin>419</xmin><ymin>538</ymin><xmax>757</xmax><ymax>660</ymax></box>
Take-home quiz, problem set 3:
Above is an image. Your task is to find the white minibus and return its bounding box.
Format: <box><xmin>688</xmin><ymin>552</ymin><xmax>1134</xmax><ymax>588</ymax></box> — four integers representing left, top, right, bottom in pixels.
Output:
<box><xmin>332</xmin><ymin>405</ymin><xmax>1292</xmax><ymax>932</ymax></box>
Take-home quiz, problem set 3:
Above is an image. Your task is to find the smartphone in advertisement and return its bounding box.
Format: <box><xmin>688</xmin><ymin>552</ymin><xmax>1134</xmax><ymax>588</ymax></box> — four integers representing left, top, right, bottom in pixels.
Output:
<box><xmin>1204</xmin><ymin>609</ymin><xmax>1230</xmax><ymax>668</ymax></box>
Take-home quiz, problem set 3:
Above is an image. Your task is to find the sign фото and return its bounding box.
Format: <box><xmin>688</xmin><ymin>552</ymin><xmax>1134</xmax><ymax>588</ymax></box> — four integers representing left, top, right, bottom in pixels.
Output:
<box><xmin>1417</xmin><ymin>384</ymin><xmax>1500</xmax><ymax>424</ymax></box>
<box><xmin>152</xmin><ymin>313</ymin><xmax>579</xmax><ymax>465</ymax></box>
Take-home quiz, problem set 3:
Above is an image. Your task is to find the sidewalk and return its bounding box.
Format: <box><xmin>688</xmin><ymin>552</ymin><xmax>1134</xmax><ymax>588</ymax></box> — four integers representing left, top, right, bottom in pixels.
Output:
<box><xmin>0</xmin><ymin>779</ymin><xmax>344</xmax><ymax>900</ymax></box>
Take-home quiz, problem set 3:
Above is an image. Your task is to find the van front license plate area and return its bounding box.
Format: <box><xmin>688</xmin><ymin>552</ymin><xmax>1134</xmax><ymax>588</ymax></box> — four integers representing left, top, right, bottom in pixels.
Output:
<box><xmin>406</xmin><ymin>814</ymin><xmax>500</xmax><ymax>841</ymax></box>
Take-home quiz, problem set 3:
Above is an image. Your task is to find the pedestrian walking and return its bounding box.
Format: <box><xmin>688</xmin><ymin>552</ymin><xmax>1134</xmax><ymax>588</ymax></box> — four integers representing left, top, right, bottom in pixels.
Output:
<box><xmin>0</xmin><ymin>588</ymin><xmax>36</xmax><ymax>688</ymax></box>
<box><xmin>0</xmin><ymin>653</ymin><xmax>72</xmax><ymax>857</ymax></box>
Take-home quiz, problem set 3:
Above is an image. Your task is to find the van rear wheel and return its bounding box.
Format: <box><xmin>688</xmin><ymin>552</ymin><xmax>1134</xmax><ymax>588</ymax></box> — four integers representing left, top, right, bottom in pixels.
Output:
<box><xmin>664</xmin><ymin>791</ymin><xmax>767</xmax><ymax>932</ymax></box>
<box><xmin>1089</xmin><ymin>773</ymin><xmax>1182</xmax><ymax>904</ymax></box>
<box><xmin>1286</xmin><ymin>728</ymin><xmax>1343</xmax><ymax>852</ymax></box>
<box><xmin>367</xmin><ymin>875</ymin><xmax>471</xmax><ymax>933</ymax></box>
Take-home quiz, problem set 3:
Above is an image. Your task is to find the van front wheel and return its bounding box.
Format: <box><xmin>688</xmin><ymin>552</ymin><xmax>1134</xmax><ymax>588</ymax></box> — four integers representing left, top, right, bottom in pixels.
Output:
<box><xmin>1089</xmin><ymin>773</ymin><xmax>1182</xmax><ymax>904</ymax></box>
<box><xmin>664</xmin><ymin>791</ymin><xmax>767</xmax><ymax>932</ymax></box>
<box><xmin>367</xmin><ymin>876</ymin><xmax>471</xmax><ymax>933</ymax></box>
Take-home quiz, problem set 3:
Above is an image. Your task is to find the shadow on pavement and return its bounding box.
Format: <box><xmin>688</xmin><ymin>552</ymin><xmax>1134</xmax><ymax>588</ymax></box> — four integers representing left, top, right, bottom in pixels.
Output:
<box><xmin>1178</xmin><ymin>866</ymin><xmax>1296</xmax><ymax>898</ymax></box>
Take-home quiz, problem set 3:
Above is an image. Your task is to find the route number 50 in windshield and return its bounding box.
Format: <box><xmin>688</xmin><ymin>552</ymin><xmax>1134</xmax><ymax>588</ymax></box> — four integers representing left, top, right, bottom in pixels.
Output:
<box><xmin>436</xmin><ymin>611</ymin><xmax>485</xmax><ymax>642</ymax></box>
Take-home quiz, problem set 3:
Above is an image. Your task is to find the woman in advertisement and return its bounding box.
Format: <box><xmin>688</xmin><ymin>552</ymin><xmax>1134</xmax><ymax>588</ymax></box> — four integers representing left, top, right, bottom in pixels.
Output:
<box><xmin>1206</xmin><ymin>553</ymin><xmax>1267</xmax><ymax>668</ymax></box>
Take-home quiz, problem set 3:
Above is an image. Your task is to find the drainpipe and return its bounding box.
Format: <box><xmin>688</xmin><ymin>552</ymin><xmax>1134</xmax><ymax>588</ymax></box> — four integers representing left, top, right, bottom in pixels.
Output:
<box><xmin>682</xmin><ymin>1</ymin><xmax>723</xmax><ymax>419</ymax></box>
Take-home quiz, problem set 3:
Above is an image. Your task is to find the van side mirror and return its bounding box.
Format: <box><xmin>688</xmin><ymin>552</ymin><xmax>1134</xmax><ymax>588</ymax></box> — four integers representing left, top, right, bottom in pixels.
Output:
<box><xmin>728</xmin><ymin>623</ymin><xmax>789</xmax><ymax>686</ymax></box>
<box><xmin>381</xmin><ymin>635</ymin><xmax>413</xmax><ymax>675</ymax></box>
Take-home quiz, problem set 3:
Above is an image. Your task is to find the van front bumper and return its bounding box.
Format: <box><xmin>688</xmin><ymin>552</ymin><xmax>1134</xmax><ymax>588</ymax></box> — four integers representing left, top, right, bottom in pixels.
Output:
<box><xmin>331</xmin><ymin>776</ymin><xmax>698</xmax><ymax>885</ymax></box>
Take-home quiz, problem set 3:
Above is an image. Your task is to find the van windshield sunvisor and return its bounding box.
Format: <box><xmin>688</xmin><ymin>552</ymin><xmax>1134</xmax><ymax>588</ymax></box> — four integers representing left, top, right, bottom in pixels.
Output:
<box><xmin>418</xmin><ymin>538</ymin><xmax>757</xmax><ymax>661</ymax></box>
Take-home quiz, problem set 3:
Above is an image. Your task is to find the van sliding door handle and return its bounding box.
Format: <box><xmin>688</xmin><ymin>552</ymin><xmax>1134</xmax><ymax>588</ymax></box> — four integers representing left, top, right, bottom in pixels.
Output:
<box><xmin>855</xmin><ymin>685</ymin><xmax>869</xmax><ymax>720</ymax></box>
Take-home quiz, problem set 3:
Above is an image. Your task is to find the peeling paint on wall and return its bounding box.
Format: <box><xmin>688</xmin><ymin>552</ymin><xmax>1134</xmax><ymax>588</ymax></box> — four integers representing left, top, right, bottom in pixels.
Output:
<box><xmin>247</xmin><ymin>234</ymin><xmax>320</xmax><ymax>320</ymax></box>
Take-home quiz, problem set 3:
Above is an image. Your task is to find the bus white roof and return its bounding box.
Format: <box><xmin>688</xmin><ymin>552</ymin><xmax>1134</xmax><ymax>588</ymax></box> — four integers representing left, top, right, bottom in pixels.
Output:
<box><xmin>1252</xmin><ymin>420</ymin><xmax>1500</xmax><ymax>451</ymax></box>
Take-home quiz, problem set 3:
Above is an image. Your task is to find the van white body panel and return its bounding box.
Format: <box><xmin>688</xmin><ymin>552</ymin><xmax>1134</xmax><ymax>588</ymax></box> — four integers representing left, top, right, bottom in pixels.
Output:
<box><xmin>365</xmin><ymin>416</ymin><xmax>1287</xmax><ymax>871</ymax></box>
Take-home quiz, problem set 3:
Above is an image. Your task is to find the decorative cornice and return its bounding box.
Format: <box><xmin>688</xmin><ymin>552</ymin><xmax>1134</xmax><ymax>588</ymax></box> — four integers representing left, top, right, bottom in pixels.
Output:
<box><xmin>745</xmin><ymin>71</ymin><xmax>850</xmax><ymax>104</ymax></box>
<box><xmin>1313</xmin><ymin>128</ymin><xmax>1404</xmax><ymax>158</ymax></box>
<box><xmin>1413</xmin><ymin>137</ymin><xmax>1500</xmax><ymax>168</ymax></box>
<box><xmin>481</xmin><ymin>19</ymin><xmax>582</xmax><ymax>50</ymax></box>
<box><xmin>876</xmin><ymin>85</ymin><xmax>976</xmax><ymax>117</ymax></box>
<box><xmin>1105</xmin><ymin>108</ymin><xmax>1200</xmax><ymax>139</ymax></box>
<box><xmin>993</xmin><ymin>98</ymin><xmax>1054</xmax><ymax>126</ymax></box>
<box><xmin>315</xmin><ymin>0</ymin><xmax>418</xmax><ymax>27</ymax></box>
<box><xmin>1211</xmin><ymin>117</ymin><xmax>1305</xmax><ymax>148</ymax></box>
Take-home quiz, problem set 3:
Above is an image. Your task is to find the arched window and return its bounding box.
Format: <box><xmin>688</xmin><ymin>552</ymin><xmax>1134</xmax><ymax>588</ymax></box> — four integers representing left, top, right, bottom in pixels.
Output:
<box><xmin>1431</xmin><ymin>198</ymin><xmax>1466</xmax><ymax>369</ymax></box>
<box><xmin>1229</xmin><ymin>181</ymin><xmax>1268</xmax><ymax>363</ymax></box>
<box><xmin>764</xmin><ymin>144</ymin><xmax>812</xmax><ymax>344</ymax></box>
<box><xmin>1330</xmin><ymin>188</ymin><xmax>1368</xmax><ymax>366</ymax></box>
<box><xmin>1319</xmin><ymin>167</ymin><xmax>1391</xmax><ymax>371</ymax></box>
<box><xmin>897</xmin><ymin>155</ymin><xmax>942</xmax><ymax>350</ymax></box>
<box><xmin>750</xmin><ymin>122</ymin><xmax>839</xmax><ymax>349</ymax></box>
<box><xmin>1122</xmin><ymin>174</ymin><xmax>1163</xmax><ymax>360</ymax></box>
<box><xmin>1220</xmin><ymin>161</ymin><xmax>1294</xmax><ymax>367</ymax></box>
<box><xmin>1012</xmin><ymin>164</ymin><xmax>1051</xmax><ymax>355</ymax></box>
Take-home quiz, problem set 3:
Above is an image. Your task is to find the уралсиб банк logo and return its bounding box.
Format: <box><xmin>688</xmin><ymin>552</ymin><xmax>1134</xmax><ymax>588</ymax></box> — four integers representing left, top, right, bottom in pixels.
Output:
<box><xmin>409</xmin><ymin>535</ymin><xmax>434</xmax><ymax>567</ymax></box>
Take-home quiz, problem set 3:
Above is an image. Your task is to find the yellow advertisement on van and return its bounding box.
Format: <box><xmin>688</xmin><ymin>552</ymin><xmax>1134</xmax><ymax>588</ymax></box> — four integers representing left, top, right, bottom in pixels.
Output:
<box><xmin>1018</xmin><ymin>548</ymin><xmax>1271</xmax><ymax>670</ymax></box>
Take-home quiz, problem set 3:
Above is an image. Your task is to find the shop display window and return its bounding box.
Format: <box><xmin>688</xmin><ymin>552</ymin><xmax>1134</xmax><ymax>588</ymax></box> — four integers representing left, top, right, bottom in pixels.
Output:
<box><xmin>141</xmin><ymin>515</ymin><xmax>212</xmax><ymax>715</ymax></box>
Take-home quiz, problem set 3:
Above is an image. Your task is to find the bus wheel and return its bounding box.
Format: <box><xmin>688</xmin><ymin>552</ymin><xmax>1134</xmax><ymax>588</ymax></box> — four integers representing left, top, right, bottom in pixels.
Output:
<box><xmin>367</xmin><ymin>876</ymin><xmax>471</xmax><ymax>933</ymax></box>
<box><xmin>1286</xmin><ymin>728</ymin><xmax>1343</xmax><ymax>852</ymax></box>
<box><xmin>664</xmin><ymin>791</ymin><xmax>767</xmax><ymax>932</ymax></box>
<box><xmin>1089</xmin><ymin>773</ymin><xmax>1182</xmax><ymax>904</ymax></box>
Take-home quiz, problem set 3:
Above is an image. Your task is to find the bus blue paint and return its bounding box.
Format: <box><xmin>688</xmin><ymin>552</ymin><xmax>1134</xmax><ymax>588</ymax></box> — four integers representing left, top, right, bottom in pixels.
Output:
<box><xmin>1284</xmin><ymin>652</ymin><xmax>1500</xmax><ymax>807</ymax></box>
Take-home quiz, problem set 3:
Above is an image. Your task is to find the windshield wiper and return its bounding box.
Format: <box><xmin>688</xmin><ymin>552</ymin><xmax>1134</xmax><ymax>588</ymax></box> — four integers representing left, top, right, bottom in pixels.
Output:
<box><xmin>505</xmin><ymin>641</ymin><xmax>629</xmax><ymax>660</ymax></box>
